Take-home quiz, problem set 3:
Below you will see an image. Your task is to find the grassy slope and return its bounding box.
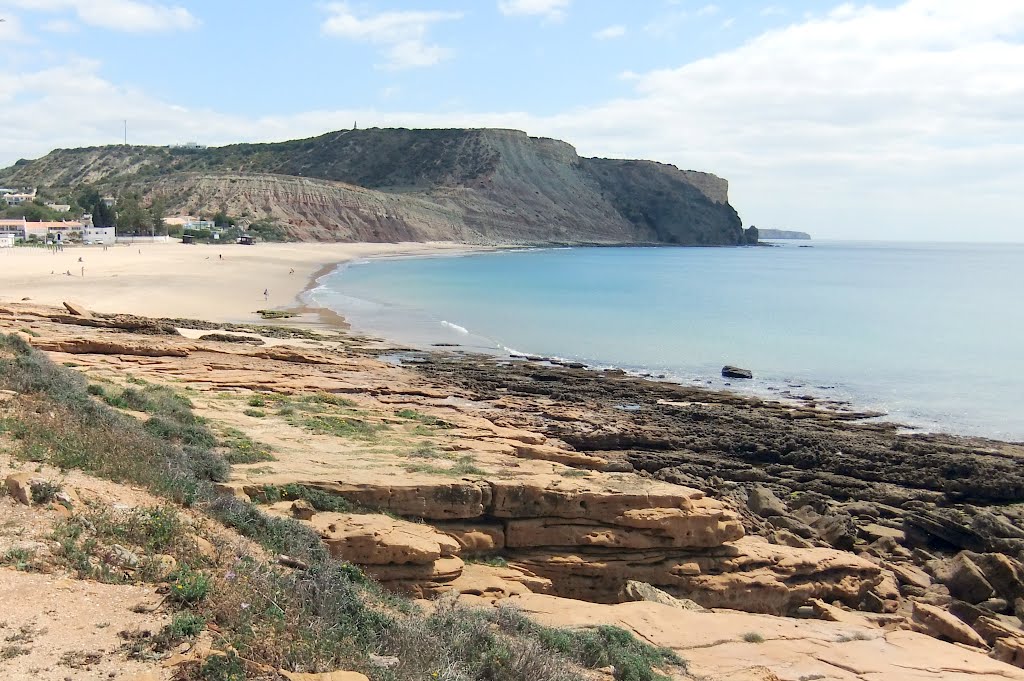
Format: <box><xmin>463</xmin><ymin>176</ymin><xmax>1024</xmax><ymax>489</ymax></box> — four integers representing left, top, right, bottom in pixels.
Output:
<box><xmin>0</xmin><ymin>333</ymin><xmax>684</xmax><ymax>681</ymax></box>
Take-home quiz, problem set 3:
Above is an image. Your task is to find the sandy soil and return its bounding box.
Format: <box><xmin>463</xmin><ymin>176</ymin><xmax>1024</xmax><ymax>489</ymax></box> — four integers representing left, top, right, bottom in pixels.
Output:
<box><xmin>0</xmin><ymin>241</ymin><xmax>475</xmax><ymax>324</ymax></box>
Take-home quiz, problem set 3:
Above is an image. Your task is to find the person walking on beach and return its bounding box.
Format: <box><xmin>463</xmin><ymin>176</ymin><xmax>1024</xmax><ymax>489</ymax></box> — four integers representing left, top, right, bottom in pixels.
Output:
<box><xmin>263</xmin><ymin>288</ymin><xmax>269</xmax><ymax>301</ymax></box>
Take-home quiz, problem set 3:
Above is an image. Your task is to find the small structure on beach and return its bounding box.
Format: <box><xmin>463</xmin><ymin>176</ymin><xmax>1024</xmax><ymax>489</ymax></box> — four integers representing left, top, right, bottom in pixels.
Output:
<box><xmin>238</xmin><ymin>235</ymin><xmax>256</xmax><ymax>245</ymax></box>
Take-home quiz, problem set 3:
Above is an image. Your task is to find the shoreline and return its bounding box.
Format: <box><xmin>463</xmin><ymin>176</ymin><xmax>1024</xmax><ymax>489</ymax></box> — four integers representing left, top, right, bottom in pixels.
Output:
<box><xmin>300</xmin><ymin>248</ymin><xmax>1017</xmax><ymax>443</ymax></box>
<box><xmin>0</xmin><ymin>241</ymin><xmax>484</xmax><ymax>326</ymax></box>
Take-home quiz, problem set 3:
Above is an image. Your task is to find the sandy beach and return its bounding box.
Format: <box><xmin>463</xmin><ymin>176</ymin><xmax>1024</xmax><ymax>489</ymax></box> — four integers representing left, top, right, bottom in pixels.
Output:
<box><xmin>0</xmin><ymin>241</ymin><xmax>475</xmax><ymax>323</ymax></box>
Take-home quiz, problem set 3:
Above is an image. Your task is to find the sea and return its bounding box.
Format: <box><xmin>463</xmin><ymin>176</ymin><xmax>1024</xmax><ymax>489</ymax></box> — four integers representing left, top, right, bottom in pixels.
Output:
<box><xmin>307</xmin><ymin>241</ymin><xmax>1024</xmax><ymax>442</ymax></box>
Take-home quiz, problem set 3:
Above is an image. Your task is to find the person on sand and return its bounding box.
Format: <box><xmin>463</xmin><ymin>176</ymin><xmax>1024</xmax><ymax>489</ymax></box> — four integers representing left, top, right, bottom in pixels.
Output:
<box><xmin>264</xmin><ymin>288</ymin><xmax>269</xmax><ymax>301</ymax></box>
<box><xmin>289</xmin><ymin>268</ymin><xmax>294</xmax><ymax>275</ymax></box>
<box><xmin>219</xmin><ymin>254</ymin><xmax>223</xmax><ymax>260</ymax></box>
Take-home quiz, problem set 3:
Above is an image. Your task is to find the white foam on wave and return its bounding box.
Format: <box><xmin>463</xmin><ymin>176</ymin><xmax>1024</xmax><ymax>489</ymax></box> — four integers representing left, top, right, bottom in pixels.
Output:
<box><xmin>440</xmin><ymin>320</ymin><xmax>470</xmax><ymax>334</ymax></box>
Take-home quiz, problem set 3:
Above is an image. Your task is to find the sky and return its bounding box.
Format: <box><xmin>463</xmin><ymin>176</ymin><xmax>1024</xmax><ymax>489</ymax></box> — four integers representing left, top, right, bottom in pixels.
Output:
<box><xmin>0</xmin><ymin>1</ymin><xmax>1022</xmax><ymax>242</ymax></box>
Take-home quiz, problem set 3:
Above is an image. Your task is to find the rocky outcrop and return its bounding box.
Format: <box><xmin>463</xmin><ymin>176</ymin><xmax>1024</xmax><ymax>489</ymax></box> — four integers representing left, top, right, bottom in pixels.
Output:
<box><xmin>250</xmin><ymin>475</ymin><xmax>883</xmax><ymax>615</ymax></box>
<box><xmin>2</xmin><ymin>128</ymin><xmax>746</xmax><ymax>246</ymax></box>
<box><xmin>499</xmin><ymin>593</ymin><xmax>1024</xmax><ymax>681</ymax></box>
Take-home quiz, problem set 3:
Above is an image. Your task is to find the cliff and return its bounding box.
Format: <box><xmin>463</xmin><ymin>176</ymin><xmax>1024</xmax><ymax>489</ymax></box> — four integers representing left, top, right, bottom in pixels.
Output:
<box><xmin>758</xmin><ymin>228</ymin><xmax>811</xmax><ymax>240</ymax></box>
<box><xmin>0</xmin><ymin>128</ymin><xmax>745</xmax><ymax>245</ymax></box>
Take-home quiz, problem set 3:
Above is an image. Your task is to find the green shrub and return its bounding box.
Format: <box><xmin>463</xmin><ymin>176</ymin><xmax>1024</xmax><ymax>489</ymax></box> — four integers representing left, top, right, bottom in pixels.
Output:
<box><xmin>242</xmin><ymin>408</ymin><xmax>266</xmax><ymax>418</ymax></box>
<box><xmin>30</xmin><ymin>480</ymin><xmax>63</xmax><ymax>505</ymax></box>
<box><xmin>170</xmin><ymin>564</ymin><xmax>211</xmax><ymax>605</ymax></box>
<box><xmin>198</xmin><ymin>651</ymin><xmax>246</xmax><ymax>681</ymax></box>
<box><xmin>742</xmin><ymin>631</ymin><xmax>765</xmax><ymax>644</ymax></box>
<box><xmin>165</xmin><ymin>612</ymin><xmax>206</xmax><ymax>640</ymax></box>
<box><xmin>300</xmin><ymin>415</ymin><xmax>383</xmax><ymax>440</ymax></box>
<box><xmin>219</xmin><ymin>427</ymin><xmax>275</xmax><ymax>464</ymax></box>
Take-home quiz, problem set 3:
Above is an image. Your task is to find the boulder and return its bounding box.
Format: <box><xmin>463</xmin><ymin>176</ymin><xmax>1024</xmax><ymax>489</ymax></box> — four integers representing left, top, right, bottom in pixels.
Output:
<box><xmin>890</xmin><ymin>562</ymin><xmax>933</xmax><ymax>590</ymax></box>
<box><xmin>747</xmin><ymin>486</ymin><xmax>788</xmax><ymax>518</ymax></box>
<box><xmin>107</xmin><ymin>544</ymin><xmax>141</xmax><ymax>568</ymax></box>
<box><xmin>911</xmin><ymin>602</ymin><xmax>988</xmax><ymax>648</ymax></box>
<box><xmin>4</xmin><ymin>472</ymin><xmax>38</xmax><ymax>505</ymax></box>
<box><xmin>722</xmin><ymin>365</ymin><xmax>753</xmax><ymax>379</ymax></box>
<box><xmin>973</xmin><ymin>616</ymin><xmax>1024</xmax><ymax>646</ymax></box>
<box><xmin>291</xmin><ymin>499</ymin><xmax>316</xmax><ymax>520</ymax></box>
<box><xmin>936</xmin><ymin>553</ymin><xmax>996</xmax><ymax>604</ymax></box>
<box><xmin>993</xmin><ymin>637</ymin><xmax>1024</xmax><ymax>669</ymax></box>
<box><xmin>62</xmin><ymin>301</ymin><xmax>90</xmax><ymax>317</ymax></box>
<box><xmin>621</xmin><ymin>581</ymin><xmax>705</xmax><ymax>611</ymax></box>
<box><xmin>971</xmin><ymin>552</ymin><xmax>1024</xmax><ymax>602</ymax></box>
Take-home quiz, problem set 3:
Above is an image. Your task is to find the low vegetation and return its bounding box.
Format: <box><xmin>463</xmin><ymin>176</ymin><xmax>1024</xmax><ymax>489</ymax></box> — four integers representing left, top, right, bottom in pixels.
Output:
<box><xmin>0</xmin><ymin>333</ymin><xmax>682</xmax><ymax>680</ymax></box>
<box><xmin>218</xmin><ymin>426</ymin><xmax>275</xmax><ymax>464</ymax></box>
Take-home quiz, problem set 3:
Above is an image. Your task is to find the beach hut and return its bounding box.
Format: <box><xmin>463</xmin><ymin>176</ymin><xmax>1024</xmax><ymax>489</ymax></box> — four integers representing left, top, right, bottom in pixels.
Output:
<box><xmin>238</xmin><ymin>235</ymin><xmax>256</xmax><ymax>246</ymax></box>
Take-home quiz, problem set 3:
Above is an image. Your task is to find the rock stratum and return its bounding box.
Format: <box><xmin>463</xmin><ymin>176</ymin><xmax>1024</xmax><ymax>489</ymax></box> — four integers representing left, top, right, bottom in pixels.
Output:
<box><xmin>0</xmin><ymin>128</ymin><xmax>747</xmax><ymax>245</ymax></box>
<box><xmin>4</xmin><ymin>303</ymin><xmax>1024</xmax><ymax>680</ymax></box>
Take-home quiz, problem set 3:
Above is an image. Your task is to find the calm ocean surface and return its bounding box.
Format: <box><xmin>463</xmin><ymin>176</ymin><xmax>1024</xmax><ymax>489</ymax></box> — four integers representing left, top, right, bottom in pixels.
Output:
<box><xmin>308</xmin><ymin>242</ymin><xmax>1024</xmax><ymax>441</ymax></box>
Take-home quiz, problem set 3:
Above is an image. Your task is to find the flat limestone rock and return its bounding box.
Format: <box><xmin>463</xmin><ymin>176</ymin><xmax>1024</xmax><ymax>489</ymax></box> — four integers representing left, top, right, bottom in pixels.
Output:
<box><xmin>437</xmin><ymin>521</ymin><xmax>506</xmax><ymax>553</ymax></box>
<box><xmin>511</xmin><ymin>537</ymin><xmax>882</xmax><ymax>614</ymax></box>
<box><xmin>447</xmin><ymin>563</ymin><xmax>552</xmax><ymax>600</ymax></box>
<box><xmin>504</xmin><ymin>509</ymin><xmax>742</xmax><ymax>550</ymax></box>
<box><xmin>506</xmin><ymin>593</ymin><xmax>1024</xmax><ymax>681</ymax></box>
<box><xmin>303</xmin><ymin>511</ymin><xmax>461</xmax><ymax>565</ymax></box>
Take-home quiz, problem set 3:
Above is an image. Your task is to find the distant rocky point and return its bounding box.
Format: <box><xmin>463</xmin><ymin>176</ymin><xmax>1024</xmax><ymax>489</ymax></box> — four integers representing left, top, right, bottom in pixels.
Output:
<box><xmin>1</xmin><ymin>128</ymin><xmax>747</xmax><ymax>247</ymax></box>
<box><xmin>758</xmin><ymin>228</ymin><xmax>811</xmax><ymax>240</ymax></box>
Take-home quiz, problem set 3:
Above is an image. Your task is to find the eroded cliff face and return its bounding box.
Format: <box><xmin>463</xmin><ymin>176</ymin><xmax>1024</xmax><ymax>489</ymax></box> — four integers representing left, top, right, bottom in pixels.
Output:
<box><xmin>1</xmin><ymin>128</ymin><xmax>746</xmax><ymax>245</ymax></box>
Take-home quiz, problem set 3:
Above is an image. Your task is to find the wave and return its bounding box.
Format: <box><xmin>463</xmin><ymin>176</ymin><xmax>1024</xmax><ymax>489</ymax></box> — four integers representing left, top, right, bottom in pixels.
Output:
<box><xmin>440</xmin><ymin>320</ymin><xmax>470</xmax><ymax>334</ymax></box>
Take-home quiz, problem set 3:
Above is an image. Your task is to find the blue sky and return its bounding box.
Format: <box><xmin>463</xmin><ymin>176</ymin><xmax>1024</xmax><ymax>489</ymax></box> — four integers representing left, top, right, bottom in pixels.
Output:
<box><xmin>1</xmin><ymin>1</ymin><xmax>1022</xmax><ymax>242</ymax></box>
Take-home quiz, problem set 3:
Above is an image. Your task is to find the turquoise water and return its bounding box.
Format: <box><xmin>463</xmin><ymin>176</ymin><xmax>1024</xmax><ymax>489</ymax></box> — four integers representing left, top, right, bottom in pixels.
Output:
<box><xmin>309</xmin><ymin>242</ymin><xmax>1024</xmax><ymax>441</ymax></box>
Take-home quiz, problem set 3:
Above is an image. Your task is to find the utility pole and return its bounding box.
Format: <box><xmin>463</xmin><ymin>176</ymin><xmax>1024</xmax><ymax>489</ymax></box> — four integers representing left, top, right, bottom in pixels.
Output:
<box><xmin>124</xmin><ymin>120</ymin><xmax>127</xmax><ymax>146</ymax></box>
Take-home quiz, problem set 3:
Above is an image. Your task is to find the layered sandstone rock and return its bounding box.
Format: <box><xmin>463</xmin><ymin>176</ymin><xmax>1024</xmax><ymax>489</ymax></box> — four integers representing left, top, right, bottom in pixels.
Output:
<box><xmin>500</xmin><ymin>593</ymin><xmax>1024</xmax><ymax>681</ymax></box>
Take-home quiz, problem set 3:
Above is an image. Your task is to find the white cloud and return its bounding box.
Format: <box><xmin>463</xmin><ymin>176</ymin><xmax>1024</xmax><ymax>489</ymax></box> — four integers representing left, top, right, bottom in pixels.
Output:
<box><xmin>498</xmin><ymin>0</ymin><xmax>571</xmax><ymax>21</ymax></box>
<box><xmin>6</xmin><ymin>0</ymin><xmax>198</xmax><ymax>32</ymax></box>
<box><xmin>42</xmin><ymin>18</ymin><xmax>78</xmax><ymax>32</ymax></box>
<box><xmin>2</xmin><ymin>1</ymin><xmax>1023</xmax><ymax>242</ymax></box>
<box><xmin>593</xmin><ymin>24</ymin><xmax>626</xmax><ymax>40</ymax></box>
<box><xmin>696</xmin><ymin>4</ymin><xmax>719</xmax><ymax>16</ymax></box>
<box><xmin>321</xmin><ymin>3</ymin><xmax>462</xmax><ymax>69</ymax></box>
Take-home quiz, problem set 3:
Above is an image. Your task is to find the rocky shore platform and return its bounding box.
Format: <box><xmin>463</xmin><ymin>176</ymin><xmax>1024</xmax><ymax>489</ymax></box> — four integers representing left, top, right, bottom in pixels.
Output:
<box><xmin>3</xmin><ymin>300</ymin><xmax>1024</xmax><ymax>680</ymax></box>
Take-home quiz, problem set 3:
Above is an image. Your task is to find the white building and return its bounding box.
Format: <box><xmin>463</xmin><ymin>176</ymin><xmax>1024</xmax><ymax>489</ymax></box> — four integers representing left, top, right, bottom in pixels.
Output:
<box><xmin>45</xmin><ymin>203</ymin><xmax>72</xmax><ymax>213</ymax></box>
<box><xmin>83</xmin><ymin>226</ymin><xmax>116</xmax><ymax>245</ymax></box>
<box><xmin>0</xmin><ymin>219</ymin><xmax>27</xmax><ymax>239</ymax></box>
<box><xmin>2</xmin><ymin>188</ymin><xmax>37</xmax><ymax>206</ymax></box>
<box><xmin>0</xmin><ymin>234</ymin><xmax>15</xmax><ymax>248</ymax></box>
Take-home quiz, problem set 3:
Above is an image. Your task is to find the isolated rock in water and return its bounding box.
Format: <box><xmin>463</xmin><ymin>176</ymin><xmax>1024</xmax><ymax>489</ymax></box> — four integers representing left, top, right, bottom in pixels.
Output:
<box><xmin>722</xmin><ymin>365</ymin><xmax>753</xmax><ymax>379</ymax></box>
